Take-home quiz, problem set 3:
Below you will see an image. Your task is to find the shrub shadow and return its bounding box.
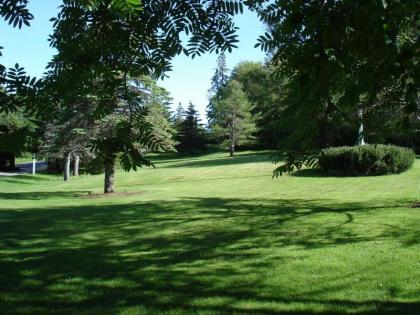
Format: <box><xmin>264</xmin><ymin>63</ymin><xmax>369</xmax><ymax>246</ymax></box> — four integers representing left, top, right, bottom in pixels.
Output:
<box><xmin>290</xmin><ymin>169</ymin><xmax>333</xmax><ymax>178</ymax></box>
<box><xmin>291</xmin><ymin>168</ymin><xmax>411</xmax><ymax>178</ymax></box>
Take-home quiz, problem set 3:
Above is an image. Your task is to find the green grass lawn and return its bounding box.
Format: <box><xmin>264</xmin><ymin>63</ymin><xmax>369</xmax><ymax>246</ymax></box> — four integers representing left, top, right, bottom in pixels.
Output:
<box><xmin>0</xmin><ymin>151</ymin><xmax>419</xmax><ymax>315</ymax></box>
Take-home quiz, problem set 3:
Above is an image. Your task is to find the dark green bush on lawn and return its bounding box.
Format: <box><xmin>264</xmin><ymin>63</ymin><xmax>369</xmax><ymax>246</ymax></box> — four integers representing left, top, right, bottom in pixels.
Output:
<box><xmin>318</xmin><ymin>144</ymin><xmax>415</xmax><ymax>176</ymax></box>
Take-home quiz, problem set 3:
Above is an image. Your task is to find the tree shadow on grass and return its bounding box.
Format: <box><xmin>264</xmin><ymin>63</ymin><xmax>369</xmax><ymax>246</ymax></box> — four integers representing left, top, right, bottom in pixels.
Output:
<box><xmin>0</xmin><ymin>191</ymin><xmax>91</xmax><ymax>200</ymax></box>
<box><xmin>0</xmin><ymin>197</ymin><xmax>419</xmax><ymax>314</ymax></box>
<box><xmin>0</xmin><ymin>174</ymin><xmax>54</xmax><ymax>185</ymax></box>
<box><xmin>291</xmin><ymin>168</ymin><xmax>413</xmax><ymax>178</ymax></box>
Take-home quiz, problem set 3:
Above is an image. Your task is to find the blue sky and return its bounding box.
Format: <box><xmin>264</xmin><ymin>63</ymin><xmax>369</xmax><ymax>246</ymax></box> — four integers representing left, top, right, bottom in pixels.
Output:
<box><xmin>0</xmin><ymin>0</ymin><xmax>266</xmax><ymax>121</ymax></box>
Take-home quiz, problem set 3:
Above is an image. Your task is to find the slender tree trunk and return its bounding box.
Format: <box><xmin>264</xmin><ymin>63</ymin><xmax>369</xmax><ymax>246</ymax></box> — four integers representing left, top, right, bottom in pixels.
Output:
<box><xmin>74</xmin><ymin>155</ymin><xmax>80</xmax><ymax>177</ymax></box>
<box><xmin>63</xmin><ymin>153</ymin><xmax>71</xmax><ymax>181</ymax></box>
<box><xmin>229</xmin><ymin>122</ymin><xmax>235</xmax><ymax>157</ymax></box>
<box><xmin>229</xmin><ymin>143</ymin><xmax>235</xmax><ymax>157</ymax></box>
<box><xmin>104</xmin><ymin>158</ymin><xmax>115</xmax><ymax>193</ymax></box>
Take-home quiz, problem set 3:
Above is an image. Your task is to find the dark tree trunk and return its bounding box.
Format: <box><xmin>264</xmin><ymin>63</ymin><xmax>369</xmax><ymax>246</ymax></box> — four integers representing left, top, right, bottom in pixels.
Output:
<box><xmin>229</xmin><ymin>126</ymin><xmax>235</xmax><ymax>157</ymax></box>
<box><xmin>63</xmin><ymin>153</ymin><xmax>71</xmax><ymax>181</ymax></box>
<box><xmin>104</xmin><ymin>158</ymin><xmax>115</xmax><ymax>193</ymax></box>
<box><xmin>74</xmin><ymin>155</ymin><xmax>80</xmax><ymax>177</ymax></box>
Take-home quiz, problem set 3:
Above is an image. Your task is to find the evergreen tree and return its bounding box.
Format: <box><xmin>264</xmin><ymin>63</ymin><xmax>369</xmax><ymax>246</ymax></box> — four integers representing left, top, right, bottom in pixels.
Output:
<box><xmin>208</xmin><ymin>52</ymin><xmax>229</xmax><ymax>97</ymax></box>
<box><xmin>172</xmin><ymin>102</ymin><xmax>185</xmax><ymax>147</ymax></box>
<box><xmin>207</xmin><ymin>52</ymin><xmax>230</xmax><ymax>126</ymax></box>
<box><xmin>178</xmin><ymin>102</ymin><xmax>205</xmax><ymax>154</ymax></box>
<box><xmin>173</xmin><ymin>102</ymin><xmax>185</xmax><ymax>130</ymax></box>
<box><xmin>41</xmin><ymin>100</ymin><xmax>95</xmax><ymax>180</ymax></box>
<box><xmin>212</xmin><ymin>80</ymin><xmax>256</xmax><ymax>157</ymax></box>
<box><xmin>231</xmin><ymin>61</ymin><xmax>285</xmax><ymax>149</ymax></box>
<box><xmin>142</xmin><ymin>79</ymin><xmax>177</xmax><ymax>154</ymax></box>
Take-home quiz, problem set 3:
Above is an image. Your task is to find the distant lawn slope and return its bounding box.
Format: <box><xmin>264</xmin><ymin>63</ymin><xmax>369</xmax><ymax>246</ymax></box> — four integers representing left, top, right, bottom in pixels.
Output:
<box><xmin>0</xmin><ymin>151</ymin><xmax>419</xmax><ymax>315</ymax></box>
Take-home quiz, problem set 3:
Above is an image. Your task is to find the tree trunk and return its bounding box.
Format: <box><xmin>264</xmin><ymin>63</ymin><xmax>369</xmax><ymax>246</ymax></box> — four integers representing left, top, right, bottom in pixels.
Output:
<box><xmin>74</xmin><ymin>155</ymin><xmax>80</xmax><ymax>177</ymax></box>
<box><xmin>104</xmin><ymin>158</ymin><xmax>115</xmax><ymax>193</ymax></box>
<box><xmin>63</xmin><ymin>153</ymin><xmax>71</xmax><ymax>181</ymax></box>
<box><xmin>229</xmin><ymin>143</ymin><xmax>235</xmax><ymax>157</ymax></box>
<box><xmin>229</xmin><ymin>124</ymin><xmax>235</xmax><ymax>157</ymax></box>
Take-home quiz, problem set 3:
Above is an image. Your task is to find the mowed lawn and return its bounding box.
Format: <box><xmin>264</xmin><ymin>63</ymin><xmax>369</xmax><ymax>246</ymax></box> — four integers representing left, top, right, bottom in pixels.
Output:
<box><xmin>0</xmin><ymin>151</ymin><xmax>419</xmax><ymax>315</ymax></box>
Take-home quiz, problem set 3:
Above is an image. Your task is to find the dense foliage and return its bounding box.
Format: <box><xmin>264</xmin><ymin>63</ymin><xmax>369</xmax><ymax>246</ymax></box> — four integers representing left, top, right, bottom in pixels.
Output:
<box><xmin>250</xmin><ymin>0</ymin><xmax>419</xmax><ymax>173</ymax></box>
<box><xmin>318</xmin><ymin>145</ymin><xmax>415</xmax><ymax>176</ymax></box>
<box><xmin>0</xmin><ymin>109</ymin><xmax>36</xmax><ymax>170</ymax></box>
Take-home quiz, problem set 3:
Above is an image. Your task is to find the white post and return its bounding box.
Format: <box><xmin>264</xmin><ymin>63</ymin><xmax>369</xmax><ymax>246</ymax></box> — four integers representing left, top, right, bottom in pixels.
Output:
<box><xmin>32</xmin><ymin>154</ymin><xmax>36</xmax><ymax>175</ymax></box>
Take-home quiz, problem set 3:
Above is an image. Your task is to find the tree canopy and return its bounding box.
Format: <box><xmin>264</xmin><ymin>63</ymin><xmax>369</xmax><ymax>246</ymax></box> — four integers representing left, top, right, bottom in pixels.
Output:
<box><xmin>1</xmin><ymin>0</ymin><xmax>39</xmax><ymax>113</ymax></box>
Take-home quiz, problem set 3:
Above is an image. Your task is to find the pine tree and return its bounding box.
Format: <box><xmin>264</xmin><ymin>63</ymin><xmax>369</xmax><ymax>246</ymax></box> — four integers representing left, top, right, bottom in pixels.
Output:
<box><xmin>173</xmin><ymin>102</ymin><xmax>184</xmax><ymax>130</ymax></box>
<box><xmin>212</xmin><ymin>80</ymin><xmax>256</xmax><ymax>157</ymax></box>
<box><xmin>41</xmin><ymin>100</ymin><xmax>94</xmax><ymax>181</ymax></box>
<box><xmin>178</xmin><ymin>102</ymin><xmax>205</xmax><ymax>154</ymax></box>
<box><xmin>145</xmin><ymin>100</ymin><xmax>176</xmax><ymax>153</ymax></box>
<box><xmin>208</xmin><ymin>52</ymin><xmax>229</xmax><ymax>97</ymax></box>
<box><xmin>172</xmin><ymin>102</ymin><xmax>185</xmax><ymax>147</ymax></box>
<box><xmin>207</xmin><ymin>52</ymin><xmax>230</xmax><ymax>126</ymax></box>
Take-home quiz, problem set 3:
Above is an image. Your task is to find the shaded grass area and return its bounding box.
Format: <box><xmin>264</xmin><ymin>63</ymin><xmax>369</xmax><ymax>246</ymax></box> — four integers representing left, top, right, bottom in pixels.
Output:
<box><xmin>0</xmin><ymin>152</ymin><xmax>419</xmax><ymax>314</ymax></box>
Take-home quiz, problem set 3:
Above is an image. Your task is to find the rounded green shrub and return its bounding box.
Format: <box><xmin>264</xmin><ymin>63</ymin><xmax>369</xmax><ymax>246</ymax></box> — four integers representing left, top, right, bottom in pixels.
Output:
<box><xmin>318</xmin><ymin>144</ymin><xmax>415</xmax><ymax>176</ymax></box>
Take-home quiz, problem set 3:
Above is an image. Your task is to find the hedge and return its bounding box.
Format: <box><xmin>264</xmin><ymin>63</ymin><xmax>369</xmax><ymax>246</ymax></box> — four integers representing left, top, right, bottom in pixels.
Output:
<box><xmin>318</xmin><ymin>144</ymin><xmax>415</xmax><ymax>176</ymax></box>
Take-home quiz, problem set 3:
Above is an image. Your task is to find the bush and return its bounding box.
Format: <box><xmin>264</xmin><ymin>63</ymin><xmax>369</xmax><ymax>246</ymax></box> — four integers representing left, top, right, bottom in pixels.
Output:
<box><xmin>318</xmin><ymin>144</ymin><xmax>415</xmax><ymax>176</ymax></box>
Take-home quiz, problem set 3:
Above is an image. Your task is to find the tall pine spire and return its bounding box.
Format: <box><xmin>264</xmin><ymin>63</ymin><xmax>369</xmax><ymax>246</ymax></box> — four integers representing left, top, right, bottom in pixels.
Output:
<box><xmin>207</xmin><ymin>52</ymin><xmax>230</xmax><ymax>126</ymax></box>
